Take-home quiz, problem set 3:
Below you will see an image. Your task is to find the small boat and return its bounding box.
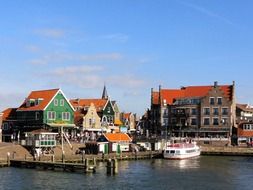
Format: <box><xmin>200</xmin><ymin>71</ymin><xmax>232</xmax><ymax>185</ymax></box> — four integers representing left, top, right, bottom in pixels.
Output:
<box><xmin>163</xmin><ymin>140</ymin><xmax>200</xmax><ymax>160</ymax></box>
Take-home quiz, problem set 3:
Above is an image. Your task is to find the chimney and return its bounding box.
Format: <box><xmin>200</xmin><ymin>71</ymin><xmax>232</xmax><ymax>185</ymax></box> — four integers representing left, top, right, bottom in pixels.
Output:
<box><xmin>214</xmin><ymin>81</ymin><xmax>218</xmax><ymax>87</ymax></box>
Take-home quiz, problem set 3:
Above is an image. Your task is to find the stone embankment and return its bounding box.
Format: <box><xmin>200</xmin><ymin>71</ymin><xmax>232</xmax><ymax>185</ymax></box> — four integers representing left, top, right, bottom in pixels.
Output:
<box><xmin>201</xmin><ymin>146</ymin><xmax>253</xmax><ymax>156</ymax></box>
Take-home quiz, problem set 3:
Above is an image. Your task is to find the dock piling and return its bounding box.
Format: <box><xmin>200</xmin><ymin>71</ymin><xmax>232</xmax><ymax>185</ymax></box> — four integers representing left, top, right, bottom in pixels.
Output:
<box><xmin>7</xmin><ymin>152</ymin><xmax>10</xmax><ymax>166</ymax></box>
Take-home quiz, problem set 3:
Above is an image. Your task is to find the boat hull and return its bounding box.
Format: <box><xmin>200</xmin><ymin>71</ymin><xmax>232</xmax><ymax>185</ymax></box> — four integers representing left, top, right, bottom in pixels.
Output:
<box><xmin>163</xmin><ymin>143</ymin><xmax>201</xmax><ymax>160</ymax></box>
<box><xmin>163</xmin><ymin>151</ymin><xmax>200</xmax><ymax>160</ymax></box>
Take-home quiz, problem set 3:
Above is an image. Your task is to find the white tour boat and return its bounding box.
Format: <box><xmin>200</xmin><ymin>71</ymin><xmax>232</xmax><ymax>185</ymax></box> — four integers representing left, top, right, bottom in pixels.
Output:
<box><xmin>163</xmin><ymin>141</ymin><xmax>200</xmax><ymax>160</ymax></box>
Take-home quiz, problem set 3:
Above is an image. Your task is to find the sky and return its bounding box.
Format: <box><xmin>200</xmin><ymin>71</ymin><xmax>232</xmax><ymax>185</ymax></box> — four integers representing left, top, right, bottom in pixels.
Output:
<box><xmin>1</xmin><ymin>0</ymin><xmax>253</xmax><ymax>116</ymax></box>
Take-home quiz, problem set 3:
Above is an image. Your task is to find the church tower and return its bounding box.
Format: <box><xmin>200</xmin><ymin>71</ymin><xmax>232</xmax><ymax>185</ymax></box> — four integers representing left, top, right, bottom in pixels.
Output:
<box><xmin>102</xmin><ymin>84</ymin><xmax>109</xmax><ymax>99</ymax></box>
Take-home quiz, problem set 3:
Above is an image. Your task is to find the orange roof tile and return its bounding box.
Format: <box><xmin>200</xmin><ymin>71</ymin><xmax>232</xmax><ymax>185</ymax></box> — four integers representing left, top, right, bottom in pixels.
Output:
<box><xmin>152</xmin><ymin>91</ymin><xmax>159</xmax><ymax>104</ymax></box>
<box><xmin>17</xmin><ymin>89</ymin><xmax>59</xmax><ymax>111</ymax></box>
<box><xmin>2</xmin><ymin>108</ymin><xmax>17</xmax><ymax>120</ymax></box>
<box><xmin>123</xmin><ymin>113</ymin><xmax>131</xmax><ymax>119</ymax></box>
<box><xmin>157</xmin><ymin>85</ymin><xmax>232</xmax><ymax>105</ymax></box>
<box><xmin>70</xmin><ymin>99</ymin><xmax>107</xmax><ymax>111</ymax></box>
<box><xmin>104</xmin><ymin>133</ymin><xmax>132</xmax><ymax>142</ymax></box>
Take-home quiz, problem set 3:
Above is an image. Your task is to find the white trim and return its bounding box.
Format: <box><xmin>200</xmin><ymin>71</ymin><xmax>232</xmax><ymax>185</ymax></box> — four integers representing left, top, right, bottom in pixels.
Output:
<box><xmin>44</xmin><ymin>89</ymin><xmax>75</xmax><ymax>111</ymax></box>
<box><xmin>103</xmin><ymin>99</ymin><xmax>115</xmax><ymax>112</ymax></box>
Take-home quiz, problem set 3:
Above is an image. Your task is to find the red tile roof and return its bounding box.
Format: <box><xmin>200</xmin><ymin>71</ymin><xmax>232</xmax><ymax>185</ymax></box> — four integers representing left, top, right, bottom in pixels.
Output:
<box><xmin>2</xmin><ymin>108</ymin><xmax>17</xmax><ymax>120</ymax></box>
<box><xmin>152</xmin><ymin>91</ymin><xmax>159</xmax><ymax>105</ymax></box>
<box><xmin>104</xmin><ymin>133</ymin><xmax>132</xmax><ymax>142</ymax></box>
<box><xmin>70</xmin><ymin>99</ymin><xmax>107</xmax><ymax>111</ymax></box>
<box><xmin>17</xmin><ymin>89</ymin><xmax>59</xmax><ymax>111</ymax></box>
<box><xmin>153</xmin><ymin>85</ymin><xmax>232</xmax><ymax>105</ymax></box>
<box><xmin>123</xmin><ymin>113</ymin><xmax>131</xmax><ymax>120</ymax></box>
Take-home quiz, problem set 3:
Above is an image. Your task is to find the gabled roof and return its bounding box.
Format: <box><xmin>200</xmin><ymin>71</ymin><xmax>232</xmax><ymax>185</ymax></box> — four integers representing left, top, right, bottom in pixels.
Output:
<box><xmin>237</xmin><ymin>104</ymin><xmax>253</xmax><ymax>112</ymax></box>
<box><xmin>70</xmin><ymin>99</ymin><xmax>108</xmax><ymax>112</ymax></box>
<box><xmin>17</xmin><ymin>88</ymin><xmax>75</xmax><ymax>111</ymax></box>
<box><xmin>103</xmin><ymin>133</ymin><xmax>132</xmax><ymax>142</ymax></box>
<box><xmin>17</xmin><ymin>89</ymin><xmax>59</xmax><ymax>111</ymax></box>
<box><xmin>2</xmin><ymin>108</ymin><xmax>17</xmax><ymax>120</ymax></box>
<box><xmin>123</xmin><ymin>113</ymin><xmax>131</xmax><ymax>120</ymax></box>
<box><xmin>152</xmin><ymin>84</ymin><xmax>233</xmax><ymax>105</ymax></box>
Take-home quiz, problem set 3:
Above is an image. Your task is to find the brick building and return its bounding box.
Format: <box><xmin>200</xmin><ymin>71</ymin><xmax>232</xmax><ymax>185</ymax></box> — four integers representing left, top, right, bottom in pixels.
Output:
<box><xmin>150</xmin><ymin>81</ymin><xmax>236</xmax><ymax>139</ymax></box>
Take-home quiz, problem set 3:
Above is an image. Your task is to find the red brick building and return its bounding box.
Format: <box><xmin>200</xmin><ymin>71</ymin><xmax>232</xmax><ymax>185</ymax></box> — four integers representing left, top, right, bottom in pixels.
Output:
<box><xmin>150</xmin><ymin>81</ymin><xmax>236</xmax><ymax>139</ymax></box>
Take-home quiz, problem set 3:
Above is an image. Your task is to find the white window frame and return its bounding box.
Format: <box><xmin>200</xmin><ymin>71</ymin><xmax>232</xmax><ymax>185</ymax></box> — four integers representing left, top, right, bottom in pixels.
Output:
<box><xmin>47</xmin><ymin>111</ymin><xmax>56</xmax><ymax>120</ymax></box>
<box><xmin>221</xmin><ymin>107</ymin><xmax>229</xmax><ymax>115</ymax></box>
<box><xmin>62</xmin><ymin>112</ymin><xmax>70</xmax><ymax>121</ymax></box>
<box><xmin>54</xmin><ymin>99</ymin><xmax>58</xmax><ymax>106</ymax></box>
<box><xmin>213</xmin><ymin>107</ymin><xmax>219</xmax><ymax>115</ymax></box>
<box><xmin>60</xmin><ymin>99</ymin><xmax>64</xmax><ymax>106</ymax></box>
<box><xmin>217</xmin><ymin>97</ymin><xmax>222</xmax><ymax>105</ymax></box>
<box><xmin>210</xmin><ymin>97</ymin><xmax>215</xmax><ymax>105</ymax></box>
<box><xmin>203</xmin><ymin>107</ymin><xmax>210</xmax><ymax>115</ymax></box>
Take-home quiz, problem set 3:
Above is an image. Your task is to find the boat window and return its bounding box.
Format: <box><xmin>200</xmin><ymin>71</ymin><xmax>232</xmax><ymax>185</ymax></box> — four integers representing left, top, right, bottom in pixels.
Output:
<box><xmin>170</xmin><ymin>150</ymin><xmax>175</xmax><ymax>154</ymax></box>
<box><xmin>175</xmin><ymin>150</ymin><xmax>180</xmax><ymax>154</ymax></box>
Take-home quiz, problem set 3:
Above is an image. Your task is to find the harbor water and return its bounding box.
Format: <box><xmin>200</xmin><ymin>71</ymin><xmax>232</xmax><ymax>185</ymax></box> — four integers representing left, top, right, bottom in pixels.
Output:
<box><xmin>1</xmin><ymin>156</ymin><xmax>253</xmax><ymax>190</ymax></box>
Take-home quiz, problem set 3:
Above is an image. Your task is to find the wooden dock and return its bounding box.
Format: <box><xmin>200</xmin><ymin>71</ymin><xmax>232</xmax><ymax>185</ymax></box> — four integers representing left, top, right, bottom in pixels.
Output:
<box><xmin>10</xmin><ymin>159</ymin><xmax>96</xmax><ymax>173</ymax></box>
<box><xmin>8</xmin><ymin>151</ymin><xmax>162</xmax><ymax>174</ymax></box>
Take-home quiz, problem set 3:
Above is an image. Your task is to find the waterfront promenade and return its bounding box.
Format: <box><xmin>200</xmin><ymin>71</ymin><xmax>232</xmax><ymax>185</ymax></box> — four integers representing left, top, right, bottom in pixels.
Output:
<box><xmin>1</xmin><ymin>142</ymin><xmax>253</xmax><ymax>168</ymax></box>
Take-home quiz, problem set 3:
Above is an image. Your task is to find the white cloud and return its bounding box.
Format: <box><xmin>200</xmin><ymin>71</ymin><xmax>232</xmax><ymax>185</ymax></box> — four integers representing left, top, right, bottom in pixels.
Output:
<box><xmin>34</xmin><ymin>28</ymin><xmax>66</xmax><ymax>38</ymax></box>
<box><xmin>50</xmin><ymin>65</ymin><xmax>104</xmax><ymax>76</ymax></box>
<box><xmin>108</xmin><ymin>75</ymin><xmax>146</xmax><ymax>88</ymax></box>
<box><xmin>27</xmin><ymin>52</ymin><xmax>123</xmax><ymax>65</ymax></box>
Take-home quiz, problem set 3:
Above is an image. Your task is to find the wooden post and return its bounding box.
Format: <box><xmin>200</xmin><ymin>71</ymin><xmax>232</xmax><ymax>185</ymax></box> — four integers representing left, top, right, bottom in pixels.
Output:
<box><xmin>7</xmin><ymin>152</ymin><xmax>10</xmax><ymax>166</ymax></box>
<box><xmin>93</xmin><ymin>157</ymin><xmax>96</xmax><ymax>166</ymax></box>
<box><xmin>51</xmin><ymin>155</ymin><xmax>55</xmax><ymax>162</ymax></box>
<box><xmin>62</xmin><ymin>150</ymin><xmax>65</xmax><ymax>163</ymax></box>
<box><xmin>84</xmin><ymin>158</ymin><xmax>88</xmax><ymax>173</ymax></box>
<box><xmin>106</xmin><ymin>159</ymin><xmax>112</xmax><ymax>175</ymax></box>
<box><xmin>112</xmin><ymin>158</ymin><xmax>118</xmax><ymax>174</ymax></box>
<box><xmin>82</xmin><ymin>152</ymin><xmax>84</xmax><ymax>163</ymax></box>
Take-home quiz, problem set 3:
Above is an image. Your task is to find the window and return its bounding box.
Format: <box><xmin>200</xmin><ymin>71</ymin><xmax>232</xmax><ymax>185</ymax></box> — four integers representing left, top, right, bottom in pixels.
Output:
<box><xmin>108</xmin><ymin>107</ymin><xmax>111</xmax><ymax>113</ymax></box>
<box><xmin>54</xmin><ymin>99</ymin><xmax>58</xmax><ymax>106</ymax></box>
<box><xmin>217</xmin><ymin>97</ymin><xmax>222</xmax><ymax>105</ymax></box>
<box><xmin>210</xmin><ymin>97</ymin><xmax>215</xmax><ymax>105</ymax></box>
<box><xmin>203</xmin><ymin>108</ymin><xmax>210</xmax><ymax>115</ymax></box>
<box><xmin>3</xmin><ymin>123</ymin><xmax>8</xmax><ymax>130</ymax></box>
<box><xmin>89</xmin><ymin>119</ymin><xmax>92</xmax><ymax>127</ymax></box>
<box><xmin>60</xmin><ymin>99</ymin><xmax>64</xmax><ymax>106</ymax></box>
<box><xmin>213</xmin><ymin>108</ymin><xmax>219</xmax><ymax>115</ymax></box>
<box><xmin>204</xmin><ymin>118</ymin><xmax>210</xmax><ymax>125</ymax></box>
<box><xmin>222</xmin><ymin>108</ymin><xmax>228</xmax><ymax>115</ymax></box>
<box><xmin>191</xmin><ymin>118</ymin><xmax>197</xmax><ymax>125</ymax></box>
<box><xmin>221</xmin><ymin>118</ymin><xmax>228</xmax><ymax>125</ymax></box>
<box><xmin>62</xmin><ymin>112</ymin><xmax>70</xmax><ymax>121</ymax></box>
<box><xmin>213</xmin><ymin>118</ymin><xmax>219</xmax><ymax>125</ymax></box>
<box><xmin>35</xmin><ymin>112</ymin><xmax>40</xmax><ymax>120</ymax></box>
<box><xmin>191</xmin><ymin>108</ymin><xmax>197</xmax><ymax>115</ymax></box>
<box><xmin>47</xmin><ymin>111</ymin><xmax>56</xmax><ymax>120</ymax></box>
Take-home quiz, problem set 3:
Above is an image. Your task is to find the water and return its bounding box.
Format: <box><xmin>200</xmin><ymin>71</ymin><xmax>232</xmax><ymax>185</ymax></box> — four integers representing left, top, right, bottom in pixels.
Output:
<box><xmin>1</xmin><ymin>156</ymin><xmax>253</xmax><ymax>190</ymax></box>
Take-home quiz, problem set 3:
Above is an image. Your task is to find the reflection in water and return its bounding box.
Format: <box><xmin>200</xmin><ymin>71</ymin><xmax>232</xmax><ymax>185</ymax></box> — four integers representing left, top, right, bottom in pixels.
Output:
<box><xmin>170</xmin><ymin>158</ymin><xmax>200</xmax><ymax>169</ymax></box>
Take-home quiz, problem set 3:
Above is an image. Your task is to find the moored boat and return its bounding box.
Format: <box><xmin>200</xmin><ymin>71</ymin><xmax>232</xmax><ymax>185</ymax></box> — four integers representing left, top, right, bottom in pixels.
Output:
<box><xmin>163</xmin><ymin>141</ymin><xmax>200</xmax><ymax>160</ymax></box>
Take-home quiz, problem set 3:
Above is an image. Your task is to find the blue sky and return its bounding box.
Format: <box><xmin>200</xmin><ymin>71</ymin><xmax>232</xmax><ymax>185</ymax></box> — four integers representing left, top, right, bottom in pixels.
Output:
<box><xmin>1</xmin><ymin>0</ymin><xmax>253</xmax><ymax>116</ymax></box>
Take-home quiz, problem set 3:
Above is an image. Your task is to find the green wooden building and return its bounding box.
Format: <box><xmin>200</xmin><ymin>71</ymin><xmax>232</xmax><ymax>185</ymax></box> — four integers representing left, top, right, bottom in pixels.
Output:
<box><xmin>16</xmin><ymin>88</ymin><xmax>75</xmax><ymax>134</ymax></box>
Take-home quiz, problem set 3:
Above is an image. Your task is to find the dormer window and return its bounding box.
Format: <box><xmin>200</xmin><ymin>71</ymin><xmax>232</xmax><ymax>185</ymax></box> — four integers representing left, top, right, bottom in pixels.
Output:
<box><xmin>60</xmin><ymin>99</ymin><xmax>64</xmax><ymax>106</ymax></box>
<box><xmin>30</xmin><ymin>99</ymin><xmax>35</xmax><ymax>106</ymax></box>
